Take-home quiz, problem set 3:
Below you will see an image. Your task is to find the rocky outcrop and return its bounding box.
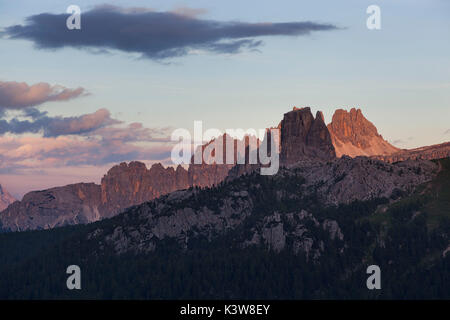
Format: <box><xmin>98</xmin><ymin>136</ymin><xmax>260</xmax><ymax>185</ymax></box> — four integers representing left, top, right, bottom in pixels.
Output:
<box><xmin>188</xmin><ymin>163</ymin><xmax>233</xmax><ymax>188</ymax></box>
<box><xmin>0</xmin><ymin>183</ymin><xmax>101</xmax><ymax>232</ymax></box>
<box><xmin>0</xmin><ymin>162</ymin><xmax>190</xmax><ymax>232</ymax></box>
<box><xmin>0</xmin><ymin>184</ymin><xmax>15</xmax><ymax>212</ymax></box>
<box><xmin>0</xmin><ymin>134</ymin><xmax>256</xmax><ymax>232</ymax></box>
<box><xmin>327</xmin><ymin>108</ymin><xmax>399</xmax><ymax>157</ymax></box>
<box><xmin>93</xmin><ymin>182</ymin><xmax>344</xmax><ymax>259</ymax></box>
<box><xmin>100</xmin><ymin>187</ymin><xmax>255</xmax><ymax>255</ymax></box>
<box><xmin>280</xmin><ymin>107</ymin><xmax>336</xmax><ymax>165</ymax></box>
<box><xmin>89</xmin><ymin>155</ymin><xmax>436</xmax><ymax>257</ymax></box>
<box><xmin>188</xmin><ymin>134</ymin><xmax>258</xmax><ymax>188</ymax></box>
<box><xmin>292</xmin><ymin>156</ymin><xmax>437</xmax><ymax>205</ymax></box>
<box><xmin>100</xmin><ymin>161</ymin><xmax>190</xmax><ymax>216</ymax></box>
<box><xmin>326</xmin><ymin>108</ymin><xmax>448</xmax><ymax>162</ymax></box>
<box><xmin>231</xmin><ymin>155</ymin><xmax>438</xmax><ymax>206</ymax></box>
<box><xmin>372</xmin><ymin>142</ymin><xmax>450</xmax><ymax>163</ymax></box>
<box><xmin>242</xmin><ymin>210</ymin><xmax>342</xmax><ymax>260</ymax></box>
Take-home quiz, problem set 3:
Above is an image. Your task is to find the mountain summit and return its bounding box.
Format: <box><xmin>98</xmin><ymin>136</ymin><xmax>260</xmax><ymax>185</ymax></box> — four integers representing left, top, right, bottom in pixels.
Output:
<box><xmin>327</xmin><ymin>108</ymin><xmax>400</xmax><ymax>157</ymax></box>
<box><xmin>280</xmin><ymin>107</ymin><xmax>336</xmax><ymax>164</ymax></box>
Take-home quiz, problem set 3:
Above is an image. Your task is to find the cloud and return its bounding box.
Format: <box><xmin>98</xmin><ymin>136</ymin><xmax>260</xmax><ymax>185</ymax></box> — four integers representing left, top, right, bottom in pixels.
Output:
<box><xmin>390</xmin><ymin>137</ymin><xmax>415</xmax><ymax>148</ymax></box>
<box><xmin>93</xmin><ymin>122</ymin><xmax>171</xmax><ymax>143</ymax></box>
<box><xmin>3</xmin><ymin>5</ymin><xmax>339</xmax><ymax>60</ymax></box>
<box><xmin>0</xmin><ymin>121</ymin><xmax>173</xmax><ymax>172</ymax></box>
<box><xmin>0</xmin><ymin>81</ymin><xmax>87</xmax><ymax>109</ymax></box>
<box><xmin>390</xmin><ymin>139</ymin><xmax>406</xmax><ymax>147</ymax></box>
<box><xmin>0</xmin><ymin>101</ymin><xmax>174</xmax><ymax>172</ymax></box>
<box><xmin>445</xmin><ymin>129</ymin><xmax>450</xmax><ymax>135</ymax></box>
<box><xmin>0</xmin><ymin>108</ymin><xmax>120</xmax><ymax>137</ymax></box>
<box><xmin>46</xmin><ymin>108</ymin><xmax>121</xmax><ymax>136</ymax></box>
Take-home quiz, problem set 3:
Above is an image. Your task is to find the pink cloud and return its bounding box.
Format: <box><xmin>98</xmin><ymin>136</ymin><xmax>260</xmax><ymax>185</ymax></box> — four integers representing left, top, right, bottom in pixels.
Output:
<box><xmin>0</xmin><ymin>132</ymin><xmax>173</xmax><ymax>197</ymax></box>
<box><xmin>0</xmin><ymin>123</ymin><xmax>173</xmax><ymax>171</ymax></box>
<box><xmin>46</xmin><ymin>108</ymin><xmax>121</xmax><ymax>136</ymax></box>
<box><xmin>0</xmin><ymin>81</ymin><xmax>87</xmax><ymax>108</ymax></box>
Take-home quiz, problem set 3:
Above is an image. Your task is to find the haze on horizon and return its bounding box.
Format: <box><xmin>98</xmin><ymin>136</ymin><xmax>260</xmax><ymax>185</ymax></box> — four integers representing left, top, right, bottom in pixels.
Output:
<box><xmin>0</xmin><ymin>0</ymin><xmax>449</xmax><ymax>198</ymax></box>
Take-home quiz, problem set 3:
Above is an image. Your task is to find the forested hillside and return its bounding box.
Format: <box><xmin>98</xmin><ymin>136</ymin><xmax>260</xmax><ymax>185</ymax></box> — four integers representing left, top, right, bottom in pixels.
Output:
<box><xmin>0</xmin><ymin>159</ymin><xmax>449</xmax><ymax>299</ymax></box>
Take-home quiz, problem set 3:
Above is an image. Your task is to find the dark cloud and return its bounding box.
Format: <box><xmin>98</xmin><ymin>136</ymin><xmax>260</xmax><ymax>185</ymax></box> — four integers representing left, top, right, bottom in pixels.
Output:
<box><xmin>3</xmin><ymin>5</ymin><xmax>339</xmax><ymax>60</ymax></box>
<box><xmin>0</xmin><ymin>108</ymin><xmax>119</xmax><ymax>137</ymax></box>
<box><xmin>0</xmin><ymin>81</ymin><xmax>87</xmax><ymax>109</ymax></box>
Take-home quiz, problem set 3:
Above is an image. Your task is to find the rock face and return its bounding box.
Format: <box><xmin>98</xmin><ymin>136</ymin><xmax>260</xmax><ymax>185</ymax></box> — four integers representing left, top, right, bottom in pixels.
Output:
<box><xmin>94</xmin><ymin>180</ymin><xmax>344</xmax><ymax>259</ymax></box>
<box><xmin>372</xmin><ymin>142</ymin><xmax>450</xmax><ymax>163</ymax></box>
<box><xmin>0</xmin><ymin>162</ymin><xmax>190</xmax><ymax>232</ymax></box>
<box><xmin>0</xmin><ymin>135</ymin><xmax>256</xmax><ymax>232</ymax></box>
<box><xmin>0</xmin><ymin>107</ymin><xmax>446</xmax><ymax>233</ymax></box>
<box><xmin>280</xmin><ymin>107</ymin><xmax>336</xmax><ymax>165</ymax></box>
<box><xmin>89</xmin><ymin>155</ymin><xmax>436</xmax><ymax>257</ymax></box>
<box><xmin>230</xmin><ymin>155</ymin><xmax>437</xmax><ymax>206</ymax></box>
<box><xmin>0</xmin><ymin>183</ymin><xmax>101</xmax><ymax>231</ymax></box>
<box><xmin>291</xmin><ymin>156</ymin><xmax>437</xmax><ymax>205</ymax></box>
<box><xmin>100</xmin><ymin>161</ymin><xmax>190</xmax><ymax>216</ymax></box>
<box><xmin>0</xmin><ymin>184</ymin><xmax>15</xmax><ymax>212</ymax></box>
<box><xmin>327</xmin><ymin>108</ymin><xmax>399</xmax><ymax>157</ymax></box>
<box><xmin>188</xmin><ymin>134</ymin><xmax>259</xmax><ymax>188</ymax></box>
<box><xmin>242</xmin><ymin>210</ymin><xmax>342</xmax><ymax>260</ymax></box>
<box><xmin>187</xmin><ymin>135</ymin><xmax>235</xmax><ymax>188</ymax></box>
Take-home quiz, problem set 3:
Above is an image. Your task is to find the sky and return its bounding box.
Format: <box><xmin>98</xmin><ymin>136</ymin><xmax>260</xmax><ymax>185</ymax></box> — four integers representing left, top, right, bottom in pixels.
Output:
<box><xmin>0</xmin><ymin>0</ymin><xmax>449</xmax><ymax>199</ymax></box>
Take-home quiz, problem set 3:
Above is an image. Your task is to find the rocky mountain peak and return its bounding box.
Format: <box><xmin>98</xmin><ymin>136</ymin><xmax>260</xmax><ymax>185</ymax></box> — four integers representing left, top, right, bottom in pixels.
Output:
<box><xmin>327</xmin><ymin>108</ymin><xmax>399</xmax><ymax>157</ymax></box>
<box><xmin>315</xmin><ymin>110</ymin><xmax>325</xmax><ymax>122</ymax></box>
<box><xmin>328</xmin><ymin>108</ymin><xmax>379</xmax><ymax>146</ymax></box>
<box><xmin>279</xmin><ymin>107</ymin><xmax>336</xmax><ymax>165</ymax></box>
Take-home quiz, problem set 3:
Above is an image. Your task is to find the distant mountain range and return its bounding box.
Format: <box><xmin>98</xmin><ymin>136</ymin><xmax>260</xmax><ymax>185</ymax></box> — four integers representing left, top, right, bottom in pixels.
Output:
<box><xmin>1</xmin><ymin>150</ymin><xmax>449</xmax><ymax>299</ymax></box>
<box><xmin>1</xmin><ymin>107</ymin><xmax>449</xmax><ymax>232</ymax></box>
<box><xmin>0</xmin><ymin>106</ymin><xmax>449</xmax><ymax>299</ymax></box>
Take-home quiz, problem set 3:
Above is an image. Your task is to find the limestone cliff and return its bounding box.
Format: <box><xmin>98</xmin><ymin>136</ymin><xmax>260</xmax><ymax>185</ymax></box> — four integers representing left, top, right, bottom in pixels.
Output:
<box><xmin>327</xmin><ymin>108</ymin><xmax>399</xmax><ymax>157</ymax></box>
<box><xmin>279</xmin><ymin>107</ymin><xmax>336</xmax><ymax>164</ymax></box>
<box><xmin>0</xmin><ymin>183</ymin><xmax>101</xmax><ymax>231</ymax></box>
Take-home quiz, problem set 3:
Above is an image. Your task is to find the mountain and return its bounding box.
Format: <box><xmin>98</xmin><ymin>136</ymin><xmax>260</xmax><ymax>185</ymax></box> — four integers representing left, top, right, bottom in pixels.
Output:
<box><xmin>1</xmin><ymin>107</ymin><xmax>448</xmax><ymax>233</ymax></box>
<box><xmin>0</xmin><ymin>184</ymin><xmax>15</xmax><ymax>212</ymax></box>
<box><xmin>0</xmin><ymin>135</ymin><xmax>257</xmax><ymax>232</ymax></box>
<box><xmin>327</xmin><ymin>108</ymin><xmax>400</xmax><ymax>157</ymax></box>
<box><xmin>0</xmin><ymin>106</ymin><xmax>448</xmax><ymax>299</ymax></box>
<box><xmin>0</xmin><ymin>163</ymin><xmax>190</xmax><ymax>232</ymax></box>
<box><xmin>99</xmin><ymin>161</ymin><xmax>190</xmax><ymax>217</ymax></box>
<box><xmin>95</xmin><ymin>156</ymin><xmax>437</xmax><ymax>256</ymax></box>
<box><xmin>0</xmin><ymin>156</ymin><xmax>448</xmax><ymax>299</ymax></box>
<box><xmin>327</xmin><ymin>107</ymin><xmax>450</xmax><ymax>162</ymax></box>
<box><xmin>280</xmin><ymin>107</ymin><xmax>336</xmax><ymax>164</ymax></box>
<box><xmin>0</xmin><ymin>183</ymin><xmax>101</xmax><ymax>231</ymax></box>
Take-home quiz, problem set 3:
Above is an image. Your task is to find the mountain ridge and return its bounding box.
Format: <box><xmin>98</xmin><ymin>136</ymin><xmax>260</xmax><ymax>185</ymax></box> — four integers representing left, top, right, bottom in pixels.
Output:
<box><xmin>1</xmin><ymin>157</ymin><xmax>448</xmax><ymax>299</ymax></box>
<box><xmin>1</xmin><ymin>106</ymin><xmax>449</xmax><ymax>232</ymax></box>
